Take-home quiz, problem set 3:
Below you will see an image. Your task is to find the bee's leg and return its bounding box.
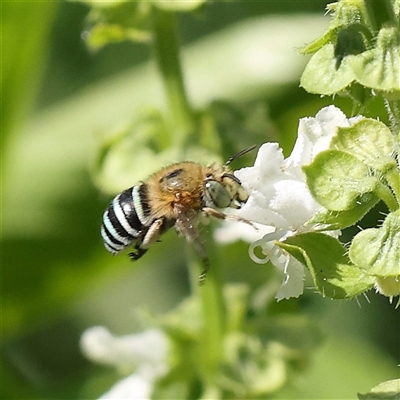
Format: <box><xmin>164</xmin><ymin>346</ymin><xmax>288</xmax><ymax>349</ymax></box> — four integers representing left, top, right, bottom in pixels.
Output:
<box><xmin>141</xmin><ymin>218</ymin><xmax>165</xmax><ymax>249</ymax></box>
<box><xmin>174</xmin><ymin>210</ymin><xmax>210</xmax><ymax>284</ymax></box>
<box><xmin>128</xmin><ymin>246</ymin><xmax>147</xmax><ymax>261</ymax></box>
<box><xmin>129</xmin><ymin>218</ymin><xmax>164</xmax><ymax>261</ymax></box>
<box><xmin>192</xmin><ymin>238</ymin><xmax>209</xmax><ymax>285</ymax></box>
<box><xmin>202</xmin><ymin>207</ymin><xmax>256</xmax><ymax>229</ymax></box>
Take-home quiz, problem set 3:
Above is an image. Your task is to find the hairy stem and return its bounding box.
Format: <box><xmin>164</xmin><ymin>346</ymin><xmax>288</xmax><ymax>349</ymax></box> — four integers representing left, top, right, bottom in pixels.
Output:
<box><xmin>152</xmin><ymin>8</ymin><xmax>194</xmax><ymax>146</ymax></box>
<box><xmin>189</xmin><ymin>249</ymin><xmax>225</xmax><ymax>386</ymax></box>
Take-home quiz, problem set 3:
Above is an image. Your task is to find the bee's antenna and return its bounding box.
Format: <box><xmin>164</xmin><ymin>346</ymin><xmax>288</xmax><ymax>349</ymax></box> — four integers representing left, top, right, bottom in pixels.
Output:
<box><xmin>225</xmin><ymin>144</ymin><xmax>257</xmax><ymax>166</ymax></box>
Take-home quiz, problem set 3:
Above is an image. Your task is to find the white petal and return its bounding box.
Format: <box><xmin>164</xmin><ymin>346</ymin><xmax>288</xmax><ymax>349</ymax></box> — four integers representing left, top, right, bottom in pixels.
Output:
<box><xmin>214</xmin><ymin>220</ymin><xmax>273</xmax><ymax>244</ymax></box>
<box><xmin>287</xmin><ymin>105</ymin><xmax>350</xmax><ymax>167</ymax></box>
<box><xmin>237</xmin><ymin>196</ymin><xmax>289</xmax><ymax>229</ymax></box>
<box><xmin>218</xmin><ymin>107</ymin><xmax>356</xmax><ymax>301</ymax></box>
<box><xmin>268</xmin><ymin>179</ymin><xmax>320</xmax><ymax>229</ymax></box>
<box><xmin>235</xmin><ymin>176</ymin><xmax>320</xmax><ymax>230</ymax></box>
<box><xmin>235</xmin><ymin>143</ymin><xmax>283</xmax><ymax>188</ymax></box>
<box><xmin>275</xmin><ymin>257</ymin><xmax>305</xmax><ymax>301</ymax></box>
<box><xmin>80</xmin><ymin>327</ymin><xmax>169</xmax><ymax>378</ymax></box>
<box><xmin>99</xmin><ymin>374</ymin><xmax>152</xmax><ymax>400</ymax></box>
<box><xmin>230</xmin><ymin>106</ymin><xmax>360</xmax><ymax>233</ymax></box>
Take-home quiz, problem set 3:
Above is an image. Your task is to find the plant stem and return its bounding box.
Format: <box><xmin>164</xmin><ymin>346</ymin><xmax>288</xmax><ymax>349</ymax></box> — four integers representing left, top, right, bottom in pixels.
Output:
<box><xmin>383</xmin><ymin>98</ymin><xmax>400</xmax><ymax>138</ymax></box>
<box><xmin>152</xmin><ymin>8</ymin><xmax>194</xmax><ymax>146</ymax></box>
<box><xmin>376</xmin><ymin>180</ymin><xmax>399</xmax><ymax>211</ymax></box>
<box><xmin>385</xmin><ymin>169</ymin><xmax>400</xmax><ymax>207</ymax></box>
<box><xmin>363</xmin><ymin>0</ymin><xmax>397</xmax><ymax>31</ymax></box>
<box><xmin>189</xmin><ymin>250</ymin><xmax>226</xmax><ymax>386</ymax></box>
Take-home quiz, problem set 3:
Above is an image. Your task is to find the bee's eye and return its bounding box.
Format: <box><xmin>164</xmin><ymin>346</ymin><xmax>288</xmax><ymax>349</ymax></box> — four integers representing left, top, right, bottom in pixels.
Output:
<box><xmin>205</xmin><ymin>181</ymin><xmax>231</xmax><ymax>208</ymax></box>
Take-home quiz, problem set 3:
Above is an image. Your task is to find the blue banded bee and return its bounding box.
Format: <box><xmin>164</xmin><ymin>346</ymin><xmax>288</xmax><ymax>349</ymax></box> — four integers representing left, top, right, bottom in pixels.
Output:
<box><xmin>101</xmin><ymin>146</ymin><xmax>256</xmax><ymax>282</ymax></box>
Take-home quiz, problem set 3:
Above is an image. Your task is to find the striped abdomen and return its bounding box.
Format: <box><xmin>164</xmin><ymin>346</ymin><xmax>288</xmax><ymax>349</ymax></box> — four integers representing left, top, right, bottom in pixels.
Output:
<box><xmin>101</xmin><ymin>184</ymin><xmax>150</xmax><ymax>255</ymax></box>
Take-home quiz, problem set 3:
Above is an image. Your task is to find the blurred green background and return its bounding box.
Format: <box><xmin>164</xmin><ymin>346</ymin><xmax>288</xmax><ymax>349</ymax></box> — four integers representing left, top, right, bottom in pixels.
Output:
<box><xmin>2</xmin><ymin>1</ymin><xmax>399</xmax><ymax>399</ymax></box>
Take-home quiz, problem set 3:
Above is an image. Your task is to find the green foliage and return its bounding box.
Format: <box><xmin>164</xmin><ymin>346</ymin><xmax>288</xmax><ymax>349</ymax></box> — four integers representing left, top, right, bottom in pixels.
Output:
<box><xmin>302</xmin><ymin>115</ymin><xmax>400</xmax><ymax>299</ymax></box>
<box><xmin>332</xmin><ymin>119</ymin><xmax>397</xmax><ymax>173</ymax></box>
<box><xmin>304</xmin><ymin>116</ymin><xmax>399</xmax><ymax>215</ymax></box>
<box><xmin>93</xmin><ymin>102</ymin><xmax>271</xmax><ymax>195</ymax></box>
<box><xmin>146</xmin><ymin>283</ymin><xmax>322</xmax><ymax>399</ymax></box>
<box><xmin>304</xmin><ymin>149</ymin><xmax>378</xmax><ymax>210</ymax></box>
<box><xmin>351</xmin><ymin>26</ymin><xmax>400</xmax><ymax>92</ymax></box>
<box><xmin>80</xmin><ymin>0</ymin><xmax>207</xmax><ymax>51</ymax></box>
<box><xmin>3</xmin><ymin>0</ymin><xmax>400</xmax><ymax>399</ymax></box>
<box><xmin>309</xmin><ymin>193</ymin><xmax>379</xmax><ymax>230</ymax></box>
<box><xmin>358</xmin><ymin>378</ymin><xmax>400</xmax><ymax>400</ymax></box>
<box><xmin>349</xmin><ymin>210</ymin><xmax>400</xmax><ymax>277</ymax></box>
<box><xmin>278</xmin><ymin>233</ymin><xmax>375</xmax><ymax>299</ymax></box>
<box><xmin>301</xmin><ymin>42</ymin><xmax>358</xmax><ymax>95</ymax></box>
<box><xmin>300</xmin><ymin>0</ymin><xmax>400</xmax><ymax>100</ymax></box>
<box><xmin>1</xmin><ymin>1</ymin><xmax>58</xmax><ymax>148</ymax></box>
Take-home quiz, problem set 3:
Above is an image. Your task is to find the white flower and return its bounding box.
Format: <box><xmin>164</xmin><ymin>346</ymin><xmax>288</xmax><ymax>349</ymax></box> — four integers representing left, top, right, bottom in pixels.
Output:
<box><xmin>217</xmin><ymin>106</ymin><xmax>361</xmax><ymax>300</ymax></box>
<box><xmin>80</xmin><ymin>327</ymin><xmax>169</xmax><ymax>399</ymax></box>
<box><xmin>99</xmin><ymin>374</ymin><xmax>153</xmax><ymax>400</ymax></box>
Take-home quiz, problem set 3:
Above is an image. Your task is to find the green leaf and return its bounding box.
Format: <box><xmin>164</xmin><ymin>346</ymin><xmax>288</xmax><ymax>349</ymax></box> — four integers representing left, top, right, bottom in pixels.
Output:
<box><xmin>298</xmin><ymin>2</ymin><xmax>370</xmax><ymax>55</ymax></box>
<box><xmin>334</xmin><ymin>24</ymin><xmax>368</xmax><ymax>62</ymax></box>
<box><xmin>220</xmin><ymin>333</ymin><xmax>287</xmax><ymax>396</ymax></box>
<box><xmin>2</xmin><ymin>1</ymin><xmax>58</xmax><ymax>147</ymax></box>
<box><xmin>304</xmin><ymin>149</ymin><xmax>378</xmax><ymax>211</ymax></box>
<box><xmin>78</xmin><ymin>0</ymin><xmax>129</xmax><ymax>6</ymax></box>
<box><xmin>83</xmin><ymin>1</ymin><xmax>152</xmax><ymax>50</ymax></box>
<box><xmin>154</xmin><ymin>0</ymin><xmax>206</xmax><ymax>12</ymax></box>
<box><xmin>349</xmin><ymin>210</ymin><xmax>400</xmax><ymax>277</ymax></box>
<box><xmin>81</xmin><ymin>0</ymin><xmax>208</xmax><ymax>51</ymax></box>
<box><xmin>298</xmin><ymin>25</ymin><xmax>340</xmax><ymax>54</ymax></box>
<box><xmin>258</xmin><ymin>314</ymin><xmax>323</xmax><ymax>353</ymax></box>
<box><xmin>278</xmin><ymin>233</ymin><xmax>375</xmax><ymax>299</ymax></box>
<box><xmin>309</xmin><ymin>192</ymin><xmax>380</xmax><ymax>229</ymax></box>
<box><xmin>152</xmin><ymin>379</ymin><xmax>197</xmax><ymax>400</ymax></box>
<box><xmin>92</xmin><ymin>109</ymin><xmax>221</xmax><ymax>194</ymax></box>
<box><xmin>351</xmin><ymin>26</ymin><xmax>400</xmax><ymax>93</ymax></box>
<box><xmin>84</xmin><ymin>22</ymin><xmax>150</xmax><ymax>49</ymax></box>
<box><xmin>300</xmin><ymin>43</ymin><xmax>356</xmax><ymax>95</ymax></box>
<box><xmin>343</xmin><ymin>82</ymin><xmax>375</xmax><ymax>105</ymax></box>
<box><xmin>300</xmin><ymin>1</ymin><xmax>375</xmax><ymax>97</ymax></box>
<box><xmin>206</xmin><ymin>100</ymin><xmax>274</xmax><ymax>162</ymax></box>
<box><xmin>92</xmin><ymin>109</ymin><xmax>167</xmax><ymax>193</ymax></box>
<box><xmin>375</xmin><ymin>276</ymin><xmax>400</xmax><ymax>298</ymax></box>
<box><xmin>224</xmin><ymin>284</ymin><xmax>249</xmax><ymax>333</ymax></box>
<box><xmin>164</xmin><ymin>299</ymin><xmax>203</xmax><ymax>342</ymax></box>
<box><xmin>358</xmin><ymin>378</ymin><xmax>400</xmax><ymax>400</ymax></box>
<box><xmin>332</xmin><ymin>119</ymin><xmax>398</xmax><ymax>174</ymax></box>
<box><xmin>363</xmin><ymin>0</ymin><xmax>399</xmax><ymax>31</ymax></box>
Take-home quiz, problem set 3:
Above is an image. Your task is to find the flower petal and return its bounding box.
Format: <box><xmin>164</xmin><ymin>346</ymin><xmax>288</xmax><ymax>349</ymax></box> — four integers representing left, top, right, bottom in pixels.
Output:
<box><xmin>99</xmin><ymin>374</ymin><xmax>152</xmax><ymax>400</ymax></box>
<box><xmin>215</xmin><ymin>106</ymin><xmax>359</xmax><ymax>300</ymax></box>
<box><xmin>215</xmin><ymin>220</ymin><xmax>273</xmax><ymax>244</ymax></box>
<box><xmin>287</xmin><ymin>105</ymin><xmax>350</xmax><ymax>168</ymax></box>
<box><xmin>275</xmin><ymin>257</ymin><xmax>305</xmax><ymax>301</ymax></box>
<box><xmin>80</xmin><ymin>327</ymin><xmax>169</xmax><ymax>378</ymax></box>
<box><xmin>235</xmin><ymin>143</ymin><xmax>321</xmax><ymax>230</ymax></box>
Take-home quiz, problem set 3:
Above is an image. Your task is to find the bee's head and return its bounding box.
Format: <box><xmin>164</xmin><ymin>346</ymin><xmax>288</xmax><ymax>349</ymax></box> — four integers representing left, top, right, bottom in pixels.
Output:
<box><xmin>204</xmin><ymin>172</ymin><xmax>248</xmax><ymax>209</ymax></box>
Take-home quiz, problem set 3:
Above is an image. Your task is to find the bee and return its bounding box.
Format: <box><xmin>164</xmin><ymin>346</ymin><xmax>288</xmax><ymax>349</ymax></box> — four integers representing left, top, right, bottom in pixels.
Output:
<box><xmin>100</xmin><ymin>145</ymin><xmax>256</xmax><ymax>282</ymax></box>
